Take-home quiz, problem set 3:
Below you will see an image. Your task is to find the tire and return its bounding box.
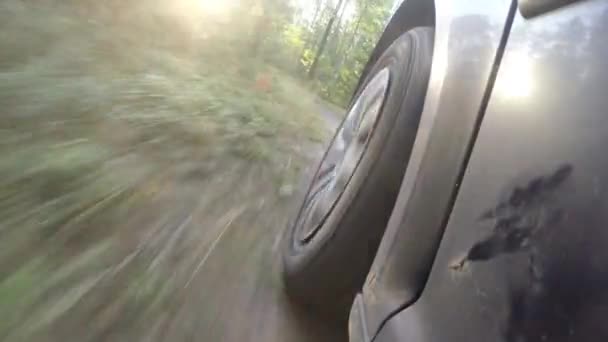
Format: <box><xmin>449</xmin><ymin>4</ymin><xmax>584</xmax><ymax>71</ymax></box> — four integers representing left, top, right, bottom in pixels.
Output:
<box><xmin>281</xmin><ymin>27</ymin><xmax>434</xmax><ymax>317</ymax></box>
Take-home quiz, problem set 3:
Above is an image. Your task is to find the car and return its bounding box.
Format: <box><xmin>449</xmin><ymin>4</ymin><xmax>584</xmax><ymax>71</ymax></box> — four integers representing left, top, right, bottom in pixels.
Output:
<box><xmin>280</xmin><ymin>0</ymin><xmax>608</xmax><ymax>341</ymax></box>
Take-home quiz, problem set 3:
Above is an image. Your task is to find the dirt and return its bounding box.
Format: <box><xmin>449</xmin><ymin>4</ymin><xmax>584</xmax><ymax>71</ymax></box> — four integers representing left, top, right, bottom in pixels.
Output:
<box><xmin>146</xmin><ymin>105</ymin><xmax>346</xmax><ymax>342</ymax></box>
<box><xmin>1</xmin><ymin>104</ymin><xmax>346</xmax><ymax>341</ymax></box>
<box><xmin>151</xmin><ymin>110</ymin><xmax>347</xmax><ymax>342</ymax></box>
<box><xmin>316</xmin><ymin>99</ymin><xmax>345</xmax><ymax>130</ymax></box>
<box><xmin>152</xmin><ymin>163</ymin><xmax>347</xmax><ymax>342</ymax></box>
<box><xmin>129</xmin><ymin>108</ymin><xmax>345</xmax><ymax>341</ymax></box>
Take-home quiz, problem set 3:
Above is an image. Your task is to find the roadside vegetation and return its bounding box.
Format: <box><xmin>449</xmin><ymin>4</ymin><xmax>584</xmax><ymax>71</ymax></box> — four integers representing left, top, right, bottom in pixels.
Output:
<box><xmin>0</xmin><ymin>0</ymin><xmax>391</xmax><ymax>340</ymax></box>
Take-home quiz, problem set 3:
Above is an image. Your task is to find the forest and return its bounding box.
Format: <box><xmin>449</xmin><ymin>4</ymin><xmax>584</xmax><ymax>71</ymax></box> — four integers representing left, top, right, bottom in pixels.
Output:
<box><xmin>0</xmin><ymin>0</ymin><xmax>393</xmax><ymax>340</ymax></box>
<box><xmin>188</xmin><ymin>0</ymin><xmax>396</xmax><ymax>107</ymax></box>
<box><xmin>274</xmin><ymin>0</ymin><xmax>395</xmax><ymax>106</ymax></box>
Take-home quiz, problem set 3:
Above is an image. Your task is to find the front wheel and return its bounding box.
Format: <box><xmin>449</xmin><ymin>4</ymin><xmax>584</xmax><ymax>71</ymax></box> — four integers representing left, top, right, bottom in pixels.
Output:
<box><xmin>281</xmin><ymin>27</ymin><xmax>434</xmax><ymax>317</ymax></box>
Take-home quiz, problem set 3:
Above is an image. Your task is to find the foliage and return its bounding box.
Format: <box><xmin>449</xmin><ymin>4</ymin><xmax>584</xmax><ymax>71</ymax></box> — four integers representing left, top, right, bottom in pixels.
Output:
<box><xmin>204</xmin><ymin>0</ymin><xmax>395</xmax><ymax>107</ymax></box>
<box><xmin>294</xmin><ymin>0</ymin><xmax>394</xmax><ymax>106</ymax></box>
<box><xmin>0</xmin><ymin>0</ymin><xmax>327</xmax><ymax>340</ymax></box>
<box><xmin>0</xmin><ymin>0</ymin><xmax>393</xmax><ymax>338</ymax></box>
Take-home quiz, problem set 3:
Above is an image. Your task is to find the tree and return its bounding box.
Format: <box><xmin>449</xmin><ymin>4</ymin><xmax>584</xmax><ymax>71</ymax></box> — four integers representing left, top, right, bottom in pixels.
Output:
<box><xmin>303</xmin><ymin>0</ymin><xmax>325</xmax><ymax>51</ymax></box>
<box><xmin>226</xmin><ymin>0</ymin><xmax>394</xmax><ymax>106</ymax></box>
<box><xmin>328</xmin><ymin>0</ymin><xmax>369</xmax><ymax>97</ymax></box>
<box><xmin>308</xmin><ymin>0</ymin><xmax>346</xmax><ymax>79</ymax></box>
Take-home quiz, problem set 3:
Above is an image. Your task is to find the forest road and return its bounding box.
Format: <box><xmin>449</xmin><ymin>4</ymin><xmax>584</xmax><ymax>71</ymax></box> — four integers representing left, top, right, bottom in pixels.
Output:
<box><xmin>157</xmin><ymin>104</ymin><xmax>347</xmax><ymax>342</ymax></box>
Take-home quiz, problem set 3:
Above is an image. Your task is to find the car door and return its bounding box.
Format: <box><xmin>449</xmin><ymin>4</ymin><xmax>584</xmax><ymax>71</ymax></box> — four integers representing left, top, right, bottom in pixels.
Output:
<box><xmin>375</xmin><ymin>0</ymin><xmax>608</xmax><ymax>341</ymax></box>
<box><xmin>349</xmin><ymin>0</ymin><xmax>515</xmax><ymax>340</ymax></box>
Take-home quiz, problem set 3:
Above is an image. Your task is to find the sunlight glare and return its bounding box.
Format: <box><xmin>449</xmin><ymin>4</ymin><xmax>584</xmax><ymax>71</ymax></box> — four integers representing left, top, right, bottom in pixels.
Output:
<box><xmin>197</xmin><ymin>0</ymin><xmax>238</xmax><ymax>16</ymax></box>
<box><xmin>497</xmin><ymin>52</ymin><xmax>535</xmax><ymax>99</ymax></box>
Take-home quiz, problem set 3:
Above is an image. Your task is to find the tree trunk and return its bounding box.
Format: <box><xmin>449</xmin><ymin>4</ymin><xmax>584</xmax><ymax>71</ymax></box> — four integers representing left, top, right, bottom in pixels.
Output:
<box><xmin>298</xmin><ymin>0</ymin><xmax>324</xmax><ymax>69</ymax></box>
<box><xmin>329</xmin><ymin>0</ymin><xmax>368</xmax><ymax>95</ymax></box>
<box><xmin>328</xmin><ymin>0</ymin><xmax>350</xmax><ymax>62</ymax></box>
<box><xmin>343</xmin><ymin>0</ymin><xmax>369</xmax><ymax>59</ymax></box>
<box><xmin>308</xmin><ymin>0</ymin><xmax>346</xmax><ymax>79</ymax></box>
<box><xmin>304</xmin><ymin>0</ymin><xmax>324</xmax><ymax>50</ymax></box>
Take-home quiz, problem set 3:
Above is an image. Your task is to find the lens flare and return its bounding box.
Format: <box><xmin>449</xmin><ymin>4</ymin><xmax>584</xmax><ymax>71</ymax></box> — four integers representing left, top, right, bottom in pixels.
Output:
<box><xmin>497</xmin><ymin>52</ymin><xmax>535</xmax><ymax>99</ymax></box>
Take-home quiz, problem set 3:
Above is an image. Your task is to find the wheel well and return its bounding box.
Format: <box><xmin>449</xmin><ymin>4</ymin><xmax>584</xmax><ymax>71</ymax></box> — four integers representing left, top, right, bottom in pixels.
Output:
<box><xmin>356</xmin><ymin>0</ymin><xmax>436</xmax><ymax>92</ymax></box>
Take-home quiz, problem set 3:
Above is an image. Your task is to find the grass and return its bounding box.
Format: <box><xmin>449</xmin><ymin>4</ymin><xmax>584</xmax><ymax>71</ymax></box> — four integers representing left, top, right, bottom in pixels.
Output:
<box><xmin>0</xmin><ymin>1</ymin><xmax>329</xmax><ymax>340</ymax></box>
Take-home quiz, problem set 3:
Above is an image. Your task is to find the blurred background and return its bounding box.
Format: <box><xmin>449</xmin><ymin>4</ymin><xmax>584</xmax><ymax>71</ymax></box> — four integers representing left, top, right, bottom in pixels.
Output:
<box><xmin>0</xmin><ymin>0</ymin><xmax>393</xmax><ymax>340</ymax></box>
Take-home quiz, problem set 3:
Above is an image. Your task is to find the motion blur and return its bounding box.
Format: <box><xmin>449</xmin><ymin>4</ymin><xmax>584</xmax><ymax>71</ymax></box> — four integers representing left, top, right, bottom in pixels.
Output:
<box><xmin>0</xmin><ymin>0</ymin><xmax>391</xmax><ymax>341</ymax></box>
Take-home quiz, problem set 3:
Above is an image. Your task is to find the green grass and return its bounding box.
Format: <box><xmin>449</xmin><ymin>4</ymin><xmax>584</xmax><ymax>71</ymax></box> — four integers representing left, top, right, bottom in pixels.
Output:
<box><xmin>0</xmin><ymin>1</ymin><xmax>328</xmax><ymax>340</ymax></box>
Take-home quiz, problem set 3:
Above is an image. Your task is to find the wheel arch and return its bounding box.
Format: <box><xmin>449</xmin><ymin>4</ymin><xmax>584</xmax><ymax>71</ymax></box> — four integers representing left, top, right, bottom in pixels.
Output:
<box><xmin>355</xmin><ymin>0</ymin><xmax>436</xmax><ymax>94</ymax></box>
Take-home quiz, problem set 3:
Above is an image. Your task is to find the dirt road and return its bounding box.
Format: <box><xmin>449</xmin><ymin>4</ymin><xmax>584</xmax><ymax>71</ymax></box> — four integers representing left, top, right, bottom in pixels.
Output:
<box><xmin>154</xmin><ymin>107</ymin><xmax>346</xmax><ymax>341</ymax></box>
<box><xmin>158</xmin><ymin>189</ymin><xmax>346</xmax><ymax>341</ymax></box>
<box><xmin>1</xmin><ymin>103</ymin><xmax>346</xmax><ymax>342</ymax></box>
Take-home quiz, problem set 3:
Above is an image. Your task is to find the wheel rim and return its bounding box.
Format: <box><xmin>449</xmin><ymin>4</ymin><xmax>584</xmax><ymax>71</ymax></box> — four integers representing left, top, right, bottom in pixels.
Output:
<box><xmin>295</xmin><ymin>68</ymin><xmax>390</xmax><ymax>245</ymax></box>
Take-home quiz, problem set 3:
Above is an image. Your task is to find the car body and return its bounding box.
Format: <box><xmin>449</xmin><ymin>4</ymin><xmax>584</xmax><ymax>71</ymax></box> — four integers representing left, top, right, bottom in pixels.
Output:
<box><xmin>348</xmin><ymin>0</ymin><xmax>608</xmax><ymax>341</ymax></box>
